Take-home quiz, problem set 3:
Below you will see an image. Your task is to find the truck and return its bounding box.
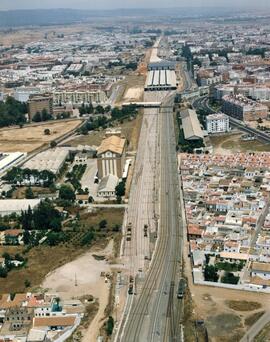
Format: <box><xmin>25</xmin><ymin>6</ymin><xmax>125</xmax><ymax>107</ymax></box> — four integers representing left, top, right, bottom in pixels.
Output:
<box><xmin>177</xmin><ymin>278</ymin><xmax>186</xmax><ymax>299</ymax></box>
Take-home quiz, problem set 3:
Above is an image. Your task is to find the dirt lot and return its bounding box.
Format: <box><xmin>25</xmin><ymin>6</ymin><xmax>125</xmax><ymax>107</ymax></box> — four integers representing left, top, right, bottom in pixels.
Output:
<box><xmin>66</xmin><ymin>114</ymin><xmax>142</xmax><ymax>152</ymax></box>
<box><xmin>210</xmin><ymin>131</ymin><xmax>270</xmax><ymax>155</ymax></box>
<box><xmin>0</xmin><ymin>120</ymin><xmax>81</xmax><ymax>153</ymax></box>
<box><xmin>115</xmin><ymin>75</ymin><xmax>145</xmax><ymax>106</ymax></box>
<box><xmin>183</xmin><ymin>237</ymin><xmax>270</xmax><ymax>342</ymax></box>
<box><xmin>123</xmin><ymin>87</ymin><xmax>144</xmax><ymax>102</ymax></box>
<box><xmin>42</xmin><ymin>239</ymin><xmax>116</xmax><ymax>342</ymax></box>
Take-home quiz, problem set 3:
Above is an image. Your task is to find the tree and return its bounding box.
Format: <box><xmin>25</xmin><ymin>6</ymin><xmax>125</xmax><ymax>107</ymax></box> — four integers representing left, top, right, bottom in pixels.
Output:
<box><xmin>0</xmin><ymin>267</ymin><xmax>7</xmax><ymax>278</ymax></box>
<box><xmin>44</xmin><ymin>128</ymin><xmax>51</xmax><ymax>135</ymax></box>
<box><xmin>59</xmin><ymin>184</ymin><xmax>75</xmax><ymax>202</ymax></box>
<box><xmin>32</xmin><ymin>111</ymin><xmax>42</xmax><ymax>122</ymax></box>
<box><xmin>41</xmin><ymin>108</ymin><xmax>52</xmax><ymax>121</ymax></box>
<box><xmin>0</xmin><ymin>96</ymin><xmax>27</xmax><ymax>128</ymax></box>
<box><xmin>95</xmin><ymin>105</ymin><xmax>105</xmax><ymax>114</ymax></box>
<box><xmin>24</xmin><ymin>279</ymin><xmax>31</xmax><ymax>288</ymax></box>
<box><xmin>32</xmin><ymin>200</ymin><xmax>62</xmax><ymax>231</ymax></box>
<box><xmin>50</xmin><ymin>140</ymin><xmax>57</xmax><ymax>148</ymax></box>
<box><xmin>106</xmin><ymin>316</ymin><xmax>114</xmax><ymax>336</ymax></box>
<box><xmin>25</xmin><ymin>187</ymin><xmax>34</xmax><ymax>199</ymax></box>
<box><xmin>204</xmin><ymin>265</ymin><xmax>219</xmax><ymax>282</ymax></box>
<box><xmin>99</xmin><ymin>219</ymin><xmax>107</xmax><ymax>229</ymax></box>
<box><xmin>221</xmin><ymin>272</ymin><xmax>239</xmax><ymax>285</ymax></box>
<box><xmin>115</xmin><ymin>181</ymin><xmax>125</xmax><ymax>197</ymax></box>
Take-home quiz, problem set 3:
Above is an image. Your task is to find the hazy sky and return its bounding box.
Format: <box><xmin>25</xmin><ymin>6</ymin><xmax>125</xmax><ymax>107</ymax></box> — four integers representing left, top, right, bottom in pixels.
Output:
<box><xmin>0</xmin><ymin>0</ymin><xmax>269</xmax><ymax>10</ymax></box>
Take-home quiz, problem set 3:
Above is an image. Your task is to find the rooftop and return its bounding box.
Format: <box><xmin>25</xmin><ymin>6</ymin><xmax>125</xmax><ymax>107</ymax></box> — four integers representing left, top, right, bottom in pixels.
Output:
<box><xmin>97</xmin><ymin>135</ymin><xmax>126</xmax><ymax>156</ymax></box>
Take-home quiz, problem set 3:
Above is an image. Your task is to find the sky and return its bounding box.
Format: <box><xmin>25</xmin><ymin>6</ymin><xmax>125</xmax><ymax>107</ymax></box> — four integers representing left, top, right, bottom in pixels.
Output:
<box><xmin>0</xmin><ymin>0</ymin><xmax>269</xmax><ymax>10</ymax></box>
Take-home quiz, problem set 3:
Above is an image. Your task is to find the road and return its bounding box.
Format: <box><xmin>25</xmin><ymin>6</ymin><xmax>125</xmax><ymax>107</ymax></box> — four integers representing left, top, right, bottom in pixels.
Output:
<box><xmin>192</xmin><ymin>95</ymin><xmax>270</xmax><ymax>143</ymax></box>
<box><xmin>240</xmin><ymin>311</ymin><xmax>270</xmax><ymax>342</ymax></box>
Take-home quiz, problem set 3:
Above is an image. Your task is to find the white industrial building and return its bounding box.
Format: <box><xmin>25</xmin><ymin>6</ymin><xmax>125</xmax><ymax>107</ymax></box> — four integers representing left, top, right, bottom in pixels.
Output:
<box><xmin>181</xmin><ymin>109</ymin><xmax>204</xmax><ymax>140</ymax></box>
<box><xmin>0</xmin><ymin>152</ymin><xmax>27</xmax><ymax>174</ymax></box>
<box><xmin>97</xmin><ymin>174</ymin><xmax>119</xmax><ymax>198</ymax></box>
<box><xmin>206</xmin><ymin>113</ymin><xmax>230</xmax><ymax>134</ymax></box>
<box><xmin>0</xmin><ymin>199</ymin><xmax>41</xmax><ymax>216</ymax></box>
<box><xmin>22</xmin><ymin>148</ymin><xmax>69</xmax><ymax>174</ymax></box>
<box><xmin>145</xmin><ymin>69</ymin><xmax>177</xmax><ymax>91</ymax></box>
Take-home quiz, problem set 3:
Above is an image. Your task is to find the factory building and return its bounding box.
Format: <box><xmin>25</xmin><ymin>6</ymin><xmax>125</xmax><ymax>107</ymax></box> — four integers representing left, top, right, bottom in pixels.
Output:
<box><xmin>0</xmin><ymin>152</ymin><xmax>26</xmax><ymax>174</ymax></box>
<box><xmin>97</xmin><ymin>135</ymin><xmax>126</xmax><ymax>179</ymax></box>
<box><xmin>0</xmin><ymin>199</ymin><xmax>41</xmax><ymax>217</ymax></box>
<box><xmin>181</xmin><ymin>109</ymin><xmax>204</xmax><ymax>140</ymax></box>
<box><xmin>22</xmin><ymin>148</ymin><xmax>69</xmax><ymax>174</ymax></box>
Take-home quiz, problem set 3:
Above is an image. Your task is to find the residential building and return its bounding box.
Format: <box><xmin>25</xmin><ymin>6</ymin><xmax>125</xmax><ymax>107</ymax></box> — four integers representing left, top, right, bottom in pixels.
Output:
<box><xmin>28</xmin><ymin>94</ymin><xmax>53</xmax><ymax>120</ymax></box>
<box><xmin>222</xmin><ymin>94</ymin><xmax>268</xmax><ymax>122</ymax></box>
<box><xmin>206</xmin><ymin>113</ymin><xmax>230</xmax><ymax>134</ymax></box>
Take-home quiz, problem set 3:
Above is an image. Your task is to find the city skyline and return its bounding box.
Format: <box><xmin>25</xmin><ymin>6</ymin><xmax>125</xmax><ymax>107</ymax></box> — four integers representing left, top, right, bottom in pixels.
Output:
<box><xmin>1</xmin><ymin>0</ymin><xmax>270</xmax><ymax>10</ymax></box>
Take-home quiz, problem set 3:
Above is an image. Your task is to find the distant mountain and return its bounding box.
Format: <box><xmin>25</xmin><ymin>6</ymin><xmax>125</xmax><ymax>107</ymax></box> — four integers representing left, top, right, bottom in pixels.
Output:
<box><xmin>0</xmin><ymin>7</ymin><xmax>245</xmax><ymax>28</ymax></box>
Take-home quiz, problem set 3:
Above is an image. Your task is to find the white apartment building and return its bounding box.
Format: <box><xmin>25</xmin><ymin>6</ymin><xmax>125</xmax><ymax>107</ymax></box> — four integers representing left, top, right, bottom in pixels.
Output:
<box><xmin>53</xmin><ymin>90</ymin><xmax>108</xmax><ymax>106</ymax></box>
<box><xmin>206</xmin><ymin>113</ymin><xmax>230</xmax><ymax>134</ymax></box>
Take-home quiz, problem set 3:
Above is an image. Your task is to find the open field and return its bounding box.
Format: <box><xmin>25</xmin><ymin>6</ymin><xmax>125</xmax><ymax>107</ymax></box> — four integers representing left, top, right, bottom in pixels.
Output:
<box><xmin>210</xmin><ymin>131</ymin><xmax>270</xmax><ymax>155</ymax></box>
<box><xmin>66</xmin><ymin>114</ymin><xmax>142</xmax><ymax>151</ymax></box>
<box><xmin>0</xmin><ymin>120</ymin><xmax>82</xmax><ymax>153</ymax></box>
<box><xmin>0</xmin><ymin>208</ymin><xmax>124</xmax><ymax>294</ymax></box>
<box><xmin>66</xmin><ymin>131</ymin><xmax>104</xmax><ymax>148</ymax></box>
<box><xmin>0</xmin><ymin>24</ymin><xmax>90</xmax><ymax>46</ymax></box>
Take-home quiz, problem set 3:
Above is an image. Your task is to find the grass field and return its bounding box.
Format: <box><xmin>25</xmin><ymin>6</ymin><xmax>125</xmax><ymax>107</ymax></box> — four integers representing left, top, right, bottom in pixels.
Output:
<box><xmin>66</xmin><ymin>115</ymin><xmax>142</xmax><ymax>151</ymax></box>
<box><xmin>210</xmin><ymin>132</ymin><xmax>270</xmax><ymax>154</ymax></box>
<box><xmin>0</xmin><ymin>119</ymin><xmax>82</xmax><ymax>153</ymax></box>
<box><xmin>0</xmin><ymin>208</ymin><xmax>124</xmax><ymax>294</ymax></box>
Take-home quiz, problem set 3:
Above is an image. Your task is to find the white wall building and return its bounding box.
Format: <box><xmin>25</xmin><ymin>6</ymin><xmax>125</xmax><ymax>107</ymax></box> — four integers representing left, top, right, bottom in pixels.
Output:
<box><xmin>206</xmin><ymin>113</ymin><xmax>230</xmax><ymax>134</ymax></box>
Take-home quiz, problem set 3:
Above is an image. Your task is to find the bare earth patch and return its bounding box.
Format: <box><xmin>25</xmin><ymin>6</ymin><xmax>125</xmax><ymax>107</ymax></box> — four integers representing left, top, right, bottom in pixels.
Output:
<box><xmin>245</xmin><ymin>311</ymin><xmax>266</xmax><ymax>327</ymax></box>
<box><xmin>226</xmin><ymin>300</ymin><xmax>262</xmax><ymax>312</ymax></box>
<box><xmin>0</xmin><ymin>119</ymin><xmax>81</xmax><ymax>153</ymax></box>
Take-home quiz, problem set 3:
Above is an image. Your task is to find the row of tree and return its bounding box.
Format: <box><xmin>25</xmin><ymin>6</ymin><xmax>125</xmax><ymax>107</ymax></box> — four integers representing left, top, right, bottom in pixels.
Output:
<box><xmin>21</xmin><ymin>200</ymin><xmax>62</xmax><ymax>232</ymax></box>
<box><xmin>3</xmin><ymin>167</ymin><xmax>56</xmax><ymax>187</ymax></box>
<box><xmin>32</xmin><ymin>108</ymin><xmax>53</xmax><ymax>122</ymax></box>
<box><xmin>79</xmin><ymin>103</ymin><xmax>111</xmax><ymax>116</ymax></box>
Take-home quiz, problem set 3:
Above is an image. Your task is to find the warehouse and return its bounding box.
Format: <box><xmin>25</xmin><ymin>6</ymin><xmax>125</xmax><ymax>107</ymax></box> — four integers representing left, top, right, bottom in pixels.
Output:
<box><xmin>0</xmin><ymin>199</ymin><xmax>41</xmax><ymax>216</ymax></box>
<box><xmin>22</xmin><ymin>148</ymin><xmax>69</xmax><ymax>174</ymax></box>
<box><xmin>181</xmin><ymin>109</ymin><xmax>204</xmax><ymax>140</ymax></box>
<box><xmin>0</xmin><ymin>152</ymin><xmax>26</xmax><ymax>175</ymax></box>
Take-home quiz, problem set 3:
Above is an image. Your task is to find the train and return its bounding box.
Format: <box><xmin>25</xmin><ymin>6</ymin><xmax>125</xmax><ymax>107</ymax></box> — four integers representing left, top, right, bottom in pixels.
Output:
<box><xmin>177</xmin><ymin>278</ymin><xmax>186</xmax><ymax>299</ymax></box>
